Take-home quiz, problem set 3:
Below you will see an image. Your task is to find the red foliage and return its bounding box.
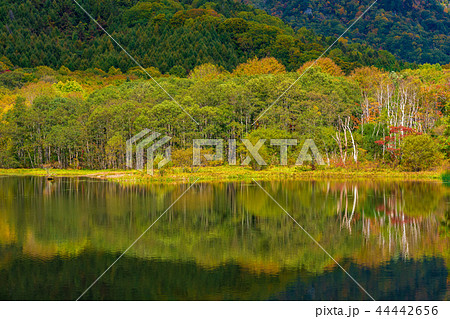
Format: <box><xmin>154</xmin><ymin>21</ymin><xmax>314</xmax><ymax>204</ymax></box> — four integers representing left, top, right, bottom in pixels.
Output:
<box><xmin>374</xmin><ymin>126</ymin><xmax>420</xmax><ymax>160</ymax></box>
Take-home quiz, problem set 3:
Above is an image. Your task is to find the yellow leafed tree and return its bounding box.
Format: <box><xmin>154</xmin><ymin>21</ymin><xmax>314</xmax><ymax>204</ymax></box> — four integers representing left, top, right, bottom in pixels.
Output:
<box><xmin>188</xmin><ymin>63</ymin><xmax>224</xmax><ymax>80</ymax></box>
<box><xmin>233</xmin><ymin>57</ymin><xmax>286</xmax><ymax>76</ymax></box>
<box><xmin>297</xmin><ymin>57</ymin><xmax>344</xmax><ymax>76</ymax></box>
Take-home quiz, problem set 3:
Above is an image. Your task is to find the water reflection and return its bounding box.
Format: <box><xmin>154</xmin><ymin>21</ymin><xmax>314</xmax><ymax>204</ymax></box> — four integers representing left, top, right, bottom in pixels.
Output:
<box><xmin>0</xmin><ymin>177</ymin><xmax>448</xmax><ymax>300</ymax></box>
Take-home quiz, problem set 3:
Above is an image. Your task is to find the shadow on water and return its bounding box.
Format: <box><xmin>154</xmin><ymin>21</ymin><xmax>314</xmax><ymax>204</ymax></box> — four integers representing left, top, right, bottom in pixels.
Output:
<box><xmin>272</xmin><ymin>258</ymin><xmax>448</xmax><ymax>301</ymax></box>
<box><xmin>0</xmin><ymin>250</ymin><xmax>447</xmax><ymax>300</ymax></box>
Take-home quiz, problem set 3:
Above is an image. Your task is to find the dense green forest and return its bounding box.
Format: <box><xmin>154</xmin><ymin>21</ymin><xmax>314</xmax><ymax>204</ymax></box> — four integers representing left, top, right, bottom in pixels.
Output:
<box><xmin>0</xmin><ymin>0</ymin><xmax>412</xmax><ymax>73</ymax></box>
<box><xmin>243</xmin><ymin>0</ymin><xmax>450</xmax><ymax>65</ymax></box>
<box><xmin>0</xmin><ymin>58</ymin><xmax>449</xmax><ymax>171</ymax></box>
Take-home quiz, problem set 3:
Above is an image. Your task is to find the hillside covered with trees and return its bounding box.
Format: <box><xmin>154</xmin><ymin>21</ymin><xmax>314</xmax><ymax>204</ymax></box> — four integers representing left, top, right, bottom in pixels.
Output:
<box><xmin>0</xmin><ymin>0</ymin><xmax>412</xmax><ymax>74</ymax></box>
<box><xmin>243</xmin><ymin>0</ymin><xmax>450</xmax><ymax>65</ymax></box>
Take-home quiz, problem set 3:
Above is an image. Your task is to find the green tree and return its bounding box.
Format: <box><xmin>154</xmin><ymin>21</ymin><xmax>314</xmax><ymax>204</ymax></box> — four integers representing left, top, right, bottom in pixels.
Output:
<box><xmin>401</xmin><ymin>134</ymin><xmax>443</xmax><ymax>171</ymax></box>
<box><xmin>169</xmin><ymin>65</ymin><xmax>187</xmax><ymax>77</ymax></box>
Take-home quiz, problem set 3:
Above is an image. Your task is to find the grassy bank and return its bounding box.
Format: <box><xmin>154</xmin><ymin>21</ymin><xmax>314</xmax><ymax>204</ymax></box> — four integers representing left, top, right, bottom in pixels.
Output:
<box><xmin>0</xmin><ymin>166</ymin><xmax>446</xmax><ymax>184</ymax></box>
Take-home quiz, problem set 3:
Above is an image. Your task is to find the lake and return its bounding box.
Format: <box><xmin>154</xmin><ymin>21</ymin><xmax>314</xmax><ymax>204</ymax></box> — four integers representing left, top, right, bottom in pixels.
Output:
<box><xmin>0</xmin><ymin>176</ymin><xmax>448</xmax><ymax>300</ymax></box>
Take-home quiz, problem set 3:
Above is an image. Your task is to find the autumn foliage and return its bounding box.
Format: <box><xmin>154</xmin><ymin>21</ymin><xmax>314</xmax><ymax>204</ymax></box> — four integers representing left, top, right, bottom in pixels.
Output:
<box><xmin>375</xmin><ymin>126</ymin><xmax>421</xmax><ymax>160</ymax></box>
<box><xmin>297</xmin><ymin>58</ymin><xmax>344</xmax><ymax>77</ymax></box>
<box><xmin>233</xmin><ymin>57</ymin><xmax>286</xmax><ymax>76</ymax></box>
<box><xmin>189</xmin><ymin>63</ymin><xmax>224</xmax><ymax>80</ymax></box>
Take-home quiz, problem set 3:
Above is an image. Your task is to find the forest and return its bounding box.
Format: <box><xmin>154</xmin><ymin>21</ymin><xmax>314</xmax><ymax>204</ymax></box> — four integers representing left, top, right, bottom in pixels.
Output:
<box><xmin>0</xmin><ymin>0</ymin><xmax>413</xmax><ymax>74</ymax></box>
<box><xmin>244</xmin><ymin>0</ymin><xmax>450</xmax><ymax>65</ymax></box>
<box><xmin>0</xmin><ymin>55</ymin><xmax>449</xmax><ymax>172</ymax></box>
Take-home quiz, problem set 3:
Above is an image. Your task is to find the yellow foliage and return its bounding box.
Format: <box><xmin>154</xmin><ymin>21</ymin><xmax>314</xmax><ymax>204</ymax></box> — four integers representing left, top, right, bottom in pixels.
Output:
<box><xmin>108</xmin><ymin>66</ymin><xmax>122</xmax><ymax>75</ymax></box>
<box><xmin>0</xmin><ymin>93</ymin><xmax>15</xmax><ymax>115</ymax></box>
<box><xmin>350</xmin><ymin>66</ymin><xmax>385</xmax><ymax>88</ymax></box>
<box><xmin>54</xmin><ymin>80</ymin><xmax>84</xmax><ymax>93</ymax></box>
<box><xmin>19</xmin><ymin>81</ymin><xmax>57</xmax><ymax>106</ymax></box>
<box><xmin>297</xmin><ymin>57</ymin><xmax>343</xmax><ymax>76</ymax></box>
<box><xmin>0</xmin><ymin>61</ymin><xmax>9</xmax><ymax>72</ymax></box>
<box><xmin>188</xmin><ymin>63</ymin><xmax>223</xmax><ymax>80</ymax></box>
<box><xmin>338</xmin><ymin>37</ymin><xmax>348</xmax><ymax>45</ymax></box>
<box><xmin>233</xmin><ymin>57</ymin><xmax>286</xmax><ymax>76</ymax></box>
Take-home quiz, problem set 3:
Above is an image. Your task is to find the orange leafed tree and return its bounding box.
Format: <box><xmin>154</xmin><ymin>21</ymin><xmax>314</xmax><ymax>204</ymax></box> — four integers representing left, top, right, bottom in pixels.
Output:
<box><xmin>233</xmin><ymin>57</ymin><xmax>286</xmax><ymax>76</ymax></box>
<box><xmin>297</xmin><ymin>57</ymin><xmax>344</xmax><ymax>77</ymax></box>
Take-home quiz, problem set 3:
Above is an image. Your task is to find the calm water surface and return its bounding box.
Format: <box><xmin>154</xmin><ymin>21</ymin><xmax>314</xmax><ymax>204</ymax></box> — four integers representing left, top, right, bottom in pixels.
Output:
<box><xmin>0</xmin><ymin>176</ymin><xmax>448</xmax><ymax>300</ymax></box>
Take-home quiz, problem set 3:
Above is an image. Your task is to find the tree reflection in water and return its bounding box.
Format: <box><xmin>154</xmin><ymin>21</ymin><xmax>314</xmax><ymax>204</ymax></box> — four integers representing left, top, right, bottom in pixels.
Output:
<box><xmin>0</xmin><ymin>177</ymin><xmax>448</xmax><ymax>300</ymax></box>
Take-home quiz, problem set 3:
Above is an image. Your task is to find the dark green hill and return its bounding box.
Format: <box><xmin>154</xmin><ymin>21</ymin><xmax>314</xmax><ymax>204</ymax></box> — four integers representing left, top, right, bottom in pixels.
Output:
<box><xmin>0</xmin><ymin>0</ymin><xmax>409</xmax><ymax>73</ymax></box>
<box><xmin>242</xmin><ymin>0</ymin><xmax>450</xmax><ymax>65</ymax></box>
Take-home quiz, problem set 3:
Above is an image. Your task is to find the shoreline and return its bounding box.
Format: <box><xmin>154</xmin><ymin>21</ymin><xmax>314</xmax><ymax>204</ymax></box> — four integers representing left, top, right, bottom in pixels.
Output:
<box><xmin>0</xmin><ymin>167</ymin><xmax>446</xmax><ymax>183</ymax></box>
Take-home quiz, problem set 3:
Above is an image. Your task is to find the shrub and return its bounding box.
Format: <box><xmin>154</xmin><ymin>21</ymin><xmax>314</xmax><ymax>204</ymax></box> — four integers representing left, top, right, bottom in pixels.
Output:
<box><xmin>401</xmin><ymin>134</ymin><xmax>442</xmax><ymax>171</ymax></box>
<box><xmin>172</xmin><ymin>148</ymin><xmax>193</xmax><ymax>167</ymax></box>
